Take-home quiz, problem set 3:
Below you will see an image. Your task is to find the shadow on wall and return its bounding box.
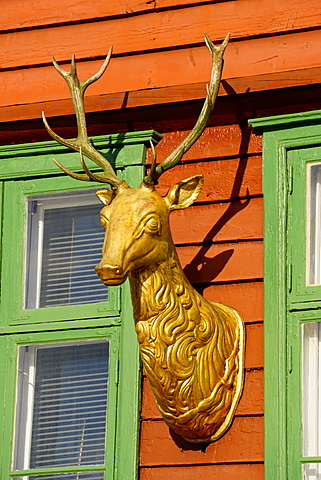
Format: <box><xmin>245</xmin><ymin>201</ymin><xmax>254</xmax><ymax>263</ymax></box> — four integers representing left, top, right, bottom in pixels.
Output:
<box><xmin>183</xmin><ymin>84</ymin><xmax>253</xmax><ymax>295</ymax></box>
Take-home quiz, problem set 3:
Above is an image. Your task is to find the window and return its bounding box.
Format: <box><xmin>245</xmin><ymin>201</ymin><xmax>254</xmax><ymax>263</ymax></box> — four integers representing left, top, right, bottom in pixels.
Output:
<box><xmin>14</xmin><ymin>340</ymin><xmax>110</xmax><ymax>474</ymax></box>
<box><xmin>1</xmin><ymin>178</ymin><xmax>119</xmax><ymax>327</ymax></box>
<box><xmin>25</xmin><ymin>190</ymin><xmax>107</xmax><ymax>309</ymax></box>
<box><xmin>250</xmin><ymin>111</ymin><xmax>321</xmax><ymax>480</ymax></box>
<box><xmin>2</xmin><ymin>328</ymin><xmax>119</xmax><ymax>480</ymax></box>
<box><xmin>0</xmin><ymin>131</ymin><xmax>159</xmax><ymax>479</ymax></box>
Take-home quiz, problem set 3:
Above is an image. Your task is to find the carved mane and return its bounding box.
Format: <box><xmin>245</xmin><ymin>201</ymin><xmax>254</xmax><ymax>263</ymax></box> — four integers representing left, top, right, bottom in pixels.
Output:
<box><xmin>130</xmin><ymin>249</ymin><xmax>244</xmax><ymax>443</ymax></box>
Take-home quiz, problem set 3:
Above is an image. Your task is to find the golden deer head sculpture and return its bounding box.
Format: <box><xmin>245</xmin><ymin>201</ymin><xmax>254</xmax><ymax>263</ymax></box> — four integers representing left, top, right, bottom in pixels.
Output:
<box><xmin>43</xmin><ymin>33</ymin><xmax>245</xmax><ymax>444</ymax></box>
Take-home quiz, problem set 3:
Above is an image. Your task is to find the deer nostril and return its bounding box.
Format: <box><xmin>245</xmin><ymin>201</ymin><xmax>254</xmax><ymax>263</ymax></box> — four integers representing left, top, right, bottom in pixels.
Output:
<box><xmin>95</xmin><ymin>263</ymin><xmax>123</xmax><ymax>277</ymax></box>
<box><xmin>109</xmin><ymin>265</ymin><xmax>123</xmax><ymax>276</ymax></box>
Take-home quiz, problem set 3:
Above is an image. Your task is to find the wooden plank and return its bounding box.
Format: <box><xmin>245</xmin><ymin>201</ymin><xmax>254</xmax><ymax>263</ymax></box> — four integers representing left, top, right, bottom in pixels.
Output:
<box><xmin>0</xmin><ymin>49</ymin><xmax>217</xmax><ymax>106</ymax></box>
<box><xmin>170</xmin><ymin>197</ymin><xmax>263</xmax><ymax>245</ymax></box>
<box><xmin>2</xmin><ymin>0</ymin><xmax>321</xmax><ymax>70</ymax></box>
<box><xmin>2</xmin><ymin>0</ymin><xmax>321</xmax><ymax>37</ymax></box>
<box><xmin>245</xmin><ymin>323</ymin><xmax>264</xmax><ymax>370</ymax></box>
<box><xmin>203</xmin><ymin>282</ymin><xmax>263</xmax><ymax>323</ymax></box>
<box><xmin>177</xmin><ymin>241</ymin><xmax>263</xmax><ymax>283</ymax></box>
<box><xmin>1</xmin><ymin>63</ymin><xmax>321</xmax><ymax>123</ymax></box>
<box><xmin>154</xmin><ymin>128</ymin><xmax>262</xmax><ymax>163</ymax></box>
<box><xmin>139</xmin><ymin>463</ymin><xmax>264</xmax><ymax>480</ymax></box>
<box><xmin>141</xmin><ymin>378</ymin><xmax>162</xmax><ymax>420</ymax></box>
<box><xmin>1</xmin><ymin>0</ymin><xmax>230</xmax><ymax>31</ymax></box>
<box><xmin>238</xmin><ymin>369</ymin><xmax>264</xmax><ymax>415</ymax></box>
<box><xmin>1</xmin><ymin>28</ymin><xmax>321</xmax><ymax>110</ymax></box>
<box><xmin>141</xmin><ymin>369</ymin><xmax>263</xmax><ymax>419</ymax></box>
<box><xmin>1</xmin><ymin>0</ymin><xmax>149</xmax><ymax>30</ymax></box>
<box><xmin>140</xmin><ymin>416</ymin><xmax>263</xmax><ymax>465</ymax></box>
<box><xmin>158</xmin><ymin>156</ymin><xmax>262</xmax><ymax>205</ymax></box>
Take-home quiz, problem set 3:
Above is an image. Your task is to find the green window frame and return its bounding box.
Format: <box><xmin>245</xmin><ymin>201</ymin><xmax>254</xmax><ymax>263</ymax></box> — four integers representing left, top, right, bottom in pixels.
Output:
<box><xmin>250</xmin><ymin>111</ymin><xmax>321</xmax><ymax>479</ymax></box>
<box><xmin>0</xmin><ymin>131</ymin><xmax>160</xmax><ymax>479</ymax></box>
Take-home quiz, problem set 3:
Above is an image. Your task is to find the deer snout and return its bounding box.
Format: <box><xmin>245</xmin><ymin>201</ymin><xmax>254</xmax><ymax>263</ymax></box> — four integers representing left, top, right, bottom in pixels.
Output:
<box><xmin>95</xmin><ymin>262</ymin><xmax>127</xmax><ymax>286</ymax></box>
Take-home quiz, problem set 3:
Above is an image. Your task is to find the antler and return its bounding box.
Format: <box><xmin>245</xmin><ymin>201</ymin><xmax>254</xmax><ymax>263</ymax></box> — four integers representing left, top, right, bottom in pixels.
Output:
<box><xmin>143</xmin><ymin>33</ymin><xmax>230</xmax><ymax>186</ymax></box>
<box><xmin>42</xmin><ymin>49</ymin><xmax>122</xmax><ymax>187</ymax></box>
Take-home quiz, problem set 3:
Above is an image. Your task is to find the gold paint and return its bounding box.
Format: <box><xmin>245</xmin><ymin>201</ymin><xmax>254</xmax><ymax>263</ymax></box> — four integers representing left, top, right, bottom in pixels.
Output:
<box><xmin>95</xmin><ymin>176</ymin><xmax>245</xmax><ymax>443</ymax></box>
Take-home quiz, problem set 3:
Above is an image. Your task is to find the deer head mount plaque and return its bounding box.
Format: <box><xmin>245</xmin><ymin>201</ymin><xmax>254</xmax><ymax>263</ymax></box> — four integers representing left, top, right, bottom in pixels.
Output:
<box><xmin>43</xmin><ymin>33</ymin><xmax>245</xmax><ymax>444</ymax></box>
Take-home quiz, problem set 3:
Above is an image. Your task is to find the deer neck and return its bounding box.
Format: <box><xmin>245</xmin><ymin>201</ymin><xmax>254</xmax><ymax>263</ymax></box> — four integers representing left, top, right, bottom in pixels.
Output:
<box><xmin>128</xmin><ymin>239</ymin><xmax>243</xmax><ymax>444</ymax></box>
<box><xmin>128</xmin><ymin>246</ymin><xmax>194</xmax><ymax>324</ymax></box>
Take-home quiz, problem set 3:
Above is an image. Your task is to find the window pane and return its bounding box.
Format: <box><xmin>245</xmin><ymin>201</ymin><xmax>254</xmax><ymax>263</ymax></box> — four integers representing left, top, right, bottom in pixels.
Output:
<box><xmin>25</xmin><ymin>190</ymin><xmax>107</xmax><ymax>309</ymax></box>
<box><xmin>13</xmin><ymin>341</ymin><xmax>109</xmax><ymax>471</ymax></box>
<box><xmin>303</xmin><ymin>463</ymin><xmax>321</xmax><ymax>479</ymax></box>
<box><xmin>14</xmin><ymin>474</ymin><xmax>104</xmax><ymax>480</ymax></box>
<box><xmin>303</xmin><ymin>322</ymin><xmax>321</xmax><ymax>456</ymax></box>
<box><xmin>307</xmin><ymin>163</ymin><xmax>321</xmax><ymax>285</ymax></box>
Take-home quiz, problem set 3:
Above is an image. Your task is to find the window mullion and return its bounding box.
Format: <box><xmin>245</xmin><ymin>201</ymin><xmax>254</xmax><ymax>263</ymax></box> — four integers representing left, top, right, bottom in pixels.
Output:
<box><xmin>10</xmin><ymin>463</ymin><xmax>105</xmax><ymax>477</ymax></box>
<box><xmin>301</xmin><ymin>457</ymin><xmax>321</xmax><ymax>463</ymax></box>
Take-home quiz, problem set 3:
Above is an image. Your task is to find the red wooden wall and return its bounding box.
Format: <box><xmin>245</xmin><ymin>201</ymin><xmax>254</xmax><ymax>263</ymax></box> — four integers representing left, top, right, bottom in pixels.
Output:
<box><xmin>139</xmin><ymin>125</ymin><xmax>264</xmax><ymax>479</ymax></box>
<box><xmin>2</xmin><ymin>0</ymin><xmax>321</xmax><ymax>478</ymax></box>
<box><xmin>1</xmin><ymin>0</ymin><xmax>321</xmax><ymax>125</ymax></box>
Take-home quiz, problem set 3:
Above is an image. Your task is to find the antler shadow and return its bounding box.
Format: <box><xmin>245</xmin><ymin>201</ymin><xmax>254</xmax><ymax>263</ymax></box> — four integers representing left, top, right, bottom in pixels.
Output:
<box><xmin>183</xmin><ymin>128</ymin><xmax>252</xmax><ymax>294</ymax></box>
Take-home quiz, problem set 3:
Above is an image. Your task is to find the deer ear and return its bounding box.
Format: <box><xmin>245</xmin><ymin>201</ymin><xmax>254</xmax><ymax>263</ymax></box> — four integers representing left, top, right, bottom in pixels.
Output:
<box><xmin>165</xmin><ymin>175</ymin><xmax>204</xmax><ymax>211</ymax></box>
<box><xmin>96</xmin><ymin>189</ymin><xmax>115</xmax><ymax>206</ymax></box>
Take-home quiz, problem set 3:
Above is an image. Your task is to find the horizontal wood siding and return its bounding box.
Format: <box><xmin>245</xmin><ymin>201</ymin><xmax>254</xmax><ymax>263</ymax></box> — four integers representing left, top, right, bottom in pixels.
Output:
<box><xmin>140</xmin><ymin>464</ymin><xmax>264</xmax><ymax>480</ymax></box>
<box><xmin>2</xmin><ymin>3</ymin><xmax>321</xmax><ymax>70</ymax></box>
<box><xmin>140</xmin><ymin>124</ymin><xmax>263</xmax><ymax>478</ymax></box>
<box><xmin>1</xmin><ymin>30</ymin><xmax>321</xmax><ymax>108</ymax></box>
<box><xmin>2</xmin><ymin>0</ymin><xmax>319</xmax><ymax>32</ymax></box>
<box><xmin>140</xmin><ymin>417</ymin><xmax>263</xmax><ymax>464</ymax></box>
<box><xmin>1</xmin><ymin>0</ymin><xmax>321</xmax><ymax>122</ymax></box>
<box><xmin>170</xmin><ymin>197</ymin><xmax>263</xmax><ymax>244</ymax></box>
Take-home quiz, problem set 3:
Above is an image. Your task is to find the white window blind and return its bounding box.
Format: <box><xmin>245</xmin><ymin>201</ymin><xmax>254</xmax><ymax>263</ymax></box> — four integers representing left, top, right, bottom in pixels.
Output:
<box><xmin>303</xmin><ymin>322</ymin><xmax>321</xmax><ymax>479</ymax></box>
<box><xmin>25</xmin><ymin>190</ymin><xmax>107</xmax><ymax>309</ymax></box>
<box><xmin>307</xmin><ymin>163</ymin><xmax>321</xmax><ymax>285</ymax></box>
<box><xmin>304</xmin><ymin>464</ymin><xmax>321</xmax><ymax>480</ymax></box>
<box><xmin>13</xmin><ymin>340</ymin><xmax>109</xmax><ymax>476</ymax></box>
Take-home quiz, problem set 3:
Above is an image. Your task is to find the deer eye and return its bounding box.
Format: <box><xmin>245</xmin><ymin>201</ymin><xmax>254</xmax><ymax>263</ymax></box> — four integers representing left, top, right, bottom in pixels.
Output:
<box><xmin>100</xmin><ymin>214</ymin><xmax>109</xmax><ymax>230</ymax></box>
<box><xmin>145</xmin><ymin>215</ymin><xmax>161</xmax><ymax>234</ymax></box>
